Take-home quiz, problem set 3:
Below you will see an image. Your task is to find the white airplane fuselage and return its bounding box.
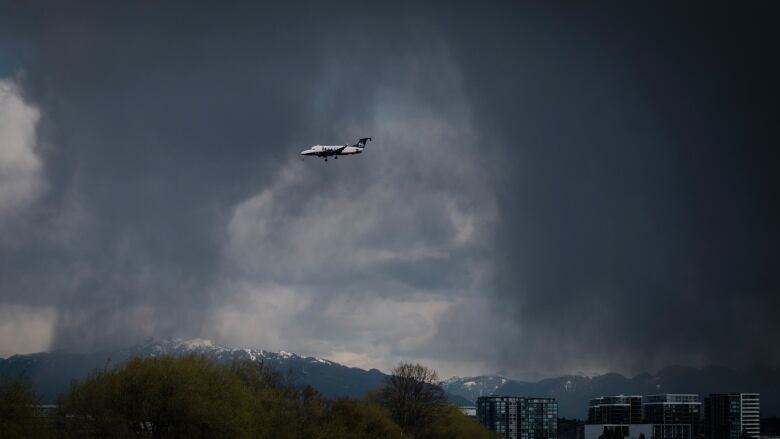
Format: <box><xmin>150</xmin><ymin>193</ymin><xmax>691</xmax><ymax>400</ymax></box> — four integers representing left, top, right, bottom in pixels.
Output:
<box><xmin>300</xmin><ymin>137</ymin><xmax>372</xmax><ymax>161</ymax></box>
<box><xmin>300</xmin><ymin>145</ymin><xmax>363</xmax><ymax>157</ymax></box>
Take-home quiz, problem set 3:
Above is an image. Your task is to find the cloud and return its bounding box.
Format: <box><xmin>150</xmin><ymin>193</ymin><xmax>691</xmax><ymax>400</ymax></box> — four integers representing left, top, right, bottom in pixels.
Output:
<box><xmin>210</xmin><ymin>47</ymin><xmax>500</xmax><ymax>375</ymax></box>
<box><xmin>0</xmin><ymin>76</ymin><xmax>43</xmax><ymax>220</ymax></box>
<box><xmin>0</xmin><ymin>305</ymin><xmax>57</xmax><ymax>357</ymax></box>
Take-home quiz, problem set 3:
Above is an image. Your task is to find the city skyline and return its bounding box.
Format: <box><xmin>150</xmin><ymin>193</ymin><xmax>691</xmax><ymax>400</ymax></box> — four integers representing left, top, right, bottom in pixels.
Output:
<box><xmin>583</xmin><ymin>392</ymin><xmax>761</xmax><ymax>439</ymax></box>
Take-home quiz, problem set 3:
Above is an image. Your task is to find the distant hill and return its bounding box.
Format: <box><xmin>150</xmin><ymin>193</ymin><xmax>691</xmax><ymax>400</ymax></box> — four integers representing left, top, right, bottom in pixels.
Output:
<box><xmin>443</xmin><ymin>365</ymin><xmax>780</xmax><ymax>418</ymax></box>
<box><xmin>0</xmin><ymin>338</ymin><xmax>469</xmax><ymax>405</ymax></box>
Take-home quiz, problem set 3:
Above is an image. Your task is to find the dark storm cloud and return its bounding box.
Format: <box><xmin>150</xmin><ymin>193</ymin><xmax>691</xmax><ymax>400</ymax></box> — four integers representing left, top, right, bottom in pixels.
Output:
<box><xmin>439</xmin><ymin>2</ymin><xmax>780</xmax><ymax>375</ymax></box>
<box><xmin>0</xmin><ymin>1</ymin><xmax>777</xmax><ymax>376</ymax></box>
<box><xmin>1</xmin><ymin>3</ymin><xmax>322</xmax><ymax>349</ymax></box>
<box><xmin>0</xmin><ymin>1</ymin><xmax>499</xmax><ymax>370</ymax></box>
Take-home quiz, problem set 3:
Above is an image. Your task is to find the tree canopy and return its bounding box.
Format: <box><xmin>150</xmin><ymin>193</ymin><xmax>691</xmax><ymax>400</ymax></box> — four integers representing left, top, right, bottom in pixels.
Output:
<box><xmin>35</xmin><ymin>355</ymin><xmax>494</xmax><ymax>438</ymax></box>
<box><xmin>376</xmin><ymin>362</ymin><xmax>497</xmax><ymax>439</ymax></box>
<box><xmin>0</xmin><ymin>375</ymin><xmax>47</xmax><ymax>438</ymax></box>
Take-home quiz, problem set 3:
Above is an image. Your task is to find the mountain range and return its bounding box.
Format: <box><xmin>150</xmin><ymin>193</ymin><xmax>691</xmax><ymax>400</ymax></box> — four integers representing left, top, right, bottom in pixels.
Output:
<box><xmin>1</xmin><ymin>338</ymin><xmax>776</xmax><ymax>418</ymax></box>
<box><xmin>443</xmin><ymin>366</ymin><xmax>780</xmax><ymax>418</ymax></box>
<box><xmin>0</xmin><ymin>338</ymin><xmax>402</xmax><ymax>403</ymax></box>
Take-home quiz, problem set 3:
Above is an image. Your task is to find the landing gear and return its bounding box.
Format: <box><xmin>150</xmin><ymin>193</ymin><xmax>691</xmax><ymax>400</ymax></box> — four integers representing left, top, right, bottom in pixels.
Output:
<box><xmin>334</xmin><ymin>156</ymin><xmax>338</xmax><ymax>159</ymax></box>
<box><xmin>324</xmin><ymin>158</ymin><xmax>328</xmax><ymax>162</ymax></box>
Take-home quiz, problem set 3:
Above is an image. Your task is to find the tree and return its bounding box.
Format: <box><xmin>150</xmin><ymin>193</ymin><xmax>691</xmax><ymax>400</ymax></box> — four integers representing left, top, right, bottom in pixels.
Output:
<box><xmin>320</xmin><ymin>399</ymin><xmax>404</xmax><ymax>439</ymax></box>
<box><xmin>376</xmin><ymin>362</ymin><xmax>447</xmax><ymax>437</ymax></box>
<box><xmin>0</xmin><ymin>375</ymin><xmax>48</xmax><ymax>439</ymax></box>
<box><xmin>55</xmin><ymin>355</ymin><xmax>492</xmax><ymax>438</ymax></box>
<box><xmin>58</xmin><ymin>355</ymin><xmax>255</xmax><ymax>437</ymax></box>
<box><xmin>423</xmin><ymin>405</ymin><xmax>500</xmax><ymax>439</ymax></box>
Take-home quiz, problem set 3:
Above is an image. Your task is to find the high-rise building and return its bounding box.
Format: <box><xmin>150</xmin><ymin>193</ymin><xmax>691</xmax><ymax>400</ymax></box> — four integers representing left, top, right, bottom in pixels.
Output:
<box><xmin>588</xmin><ymin>396</ymin><xmax>643</xmax><ymax>424</ymax></box>
<box><xmin>522</xmin><ymin>398</ymin><xmax>559</xmax><ymax>439</ymax></box>
<box><xmin>478</xmin><ymin>396</ymin><xmax>521</xmax><ymax>438</ymax></box>
<box><xmin>642</xmin><ymin>394</ymin><xmax>701</xmax><ymax>439</ymax></box>
<box><xmin>477</xmin><ymin>396</ymin><xmax>558</xmax><ymax>439</ymax></box>
<box><xmin>704</xmin><ymin>394</ymin><xmax>760</xmax><ymax>439</ymax></box>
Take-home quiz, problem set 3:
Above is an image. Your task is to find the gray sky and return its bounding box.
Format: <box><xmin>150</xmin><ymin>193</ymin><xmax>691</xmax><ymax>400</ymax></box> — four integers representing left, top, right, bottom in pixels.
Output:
<box><xmin>0</xmin><ymin>1</ymin><xmax>778</xmax><ymax>379</ymax></box>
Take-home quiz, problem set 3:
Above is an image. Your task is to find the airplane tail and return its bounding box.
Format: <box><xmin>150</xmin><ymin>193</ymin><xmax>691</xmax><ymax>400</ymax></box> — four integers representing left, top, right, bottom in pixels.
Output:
<box><xmin>355</xmin><ymin>137</ymin><xmax>373</xmax><ymax>148</ymax></box>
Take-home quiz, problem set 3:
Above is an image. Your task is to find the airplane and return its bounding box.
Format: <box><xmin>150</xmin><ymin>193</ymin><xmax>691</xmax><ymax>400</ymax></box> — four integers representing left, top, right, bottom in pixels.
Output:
<box><xmin>300</xmin><ymin>137</ymin><xmax>373</xmax><ymax>161</ymax></box>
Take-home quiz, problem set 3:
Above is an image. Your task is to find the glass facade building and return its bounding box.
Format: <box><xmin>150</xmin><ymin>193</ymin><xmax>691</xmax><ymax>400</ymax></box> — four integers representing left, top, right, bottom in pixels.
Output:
<box><xmin>704</xmin><ymin>394</ymin><xmax>760</xmax><ymax>439</ymax></box>
<box><xmin>477</xmin><ymin>396</ymin><xmax>558</xmax><ymax>439</ymax></box>
<box><xmin>642</xmin><ymin>394</ymin><xmax>701</xmax><ymax>439</ymax></box>
<box><xmin>522</xmin><ymin>398</ymin><xmax>559</xmax><ymax>439</ymax></box>
<box><xmin>588</xmin><ymin>396</ymin><xmax>643</xmax><ymax>425</ymax></box>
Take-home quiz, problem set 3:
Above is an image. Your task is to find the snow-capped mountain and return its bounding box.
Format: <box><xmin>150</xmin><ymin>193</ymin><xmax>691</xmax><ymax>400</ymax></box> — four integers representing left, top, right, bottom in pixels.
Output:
<box><xmin>443</xmin><ymin>375</ymin><xmax>509</xmax><ymax>402</ymax></box>
<box><xmin>120</xmin><ymin>337</ymin><xmax>336</xmax><ymax>367</ymax></box>
<box><xmin>0</xmin><ymin>338</ymin><xmax>382</xmax><ymax>403</ymax></box>
<box><xmin>443</xmin><ymin>373</ymin><xmax>609</xmax><ymax>416</ymax></box>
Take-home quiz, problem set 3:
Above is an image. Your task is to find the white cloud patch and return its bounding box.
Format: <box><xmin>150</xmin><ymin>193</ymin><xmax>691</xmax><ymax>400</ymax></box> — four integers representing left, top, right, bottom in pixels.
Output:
<box><xmin>207</xmin><ymin>282</ymin><xmax>314</xmax><ymax>351</ymax></box>
<box><xmin>0</xmin><ymin>77</ymin><xmax>44</xmax><ymax>219</ymax></box>
<box><xmin>0</xmin><ymin>305</ymin><xmax>58</xmax><ymax>357</ymax></box>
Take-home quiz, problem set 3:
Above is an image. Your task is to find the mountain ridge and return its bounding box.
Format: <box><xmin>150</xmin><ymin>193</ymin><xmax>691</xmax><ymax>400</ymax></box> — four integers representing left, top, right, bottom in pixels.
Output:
<box><xmin>0</xmin><ymin>338</ymin><xmax>470</xmax><ymax>405</ymax></box>
<box><xmin>1</xmin><ymin>339</ymin><xmax>777</xmax><ymax>417</ymax></box>
<box><xmin>443</xmin><ymin>366</ymin><xmax>779</xmax><ymax>418</ymax></box>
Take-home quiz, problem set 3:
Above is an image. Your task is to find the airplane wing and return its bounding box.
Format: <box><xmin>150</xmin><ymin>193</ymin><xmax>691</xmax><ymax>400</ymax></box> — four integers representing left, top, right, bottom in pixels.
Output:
<box><xmin>334</xmin><ymin>144</ymin><xmax>348</xmax><ymax>153</ymax></box>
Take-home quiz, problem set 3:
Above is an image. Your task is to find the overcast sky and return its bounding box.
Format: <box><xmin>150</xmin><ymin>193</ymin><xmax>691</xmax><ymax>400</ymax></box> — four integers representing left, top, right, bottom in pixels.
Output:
<box><xmin>0</xmin><ymin>1</ymin><xmax>778</xmax><ymax>379</ymax></box>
